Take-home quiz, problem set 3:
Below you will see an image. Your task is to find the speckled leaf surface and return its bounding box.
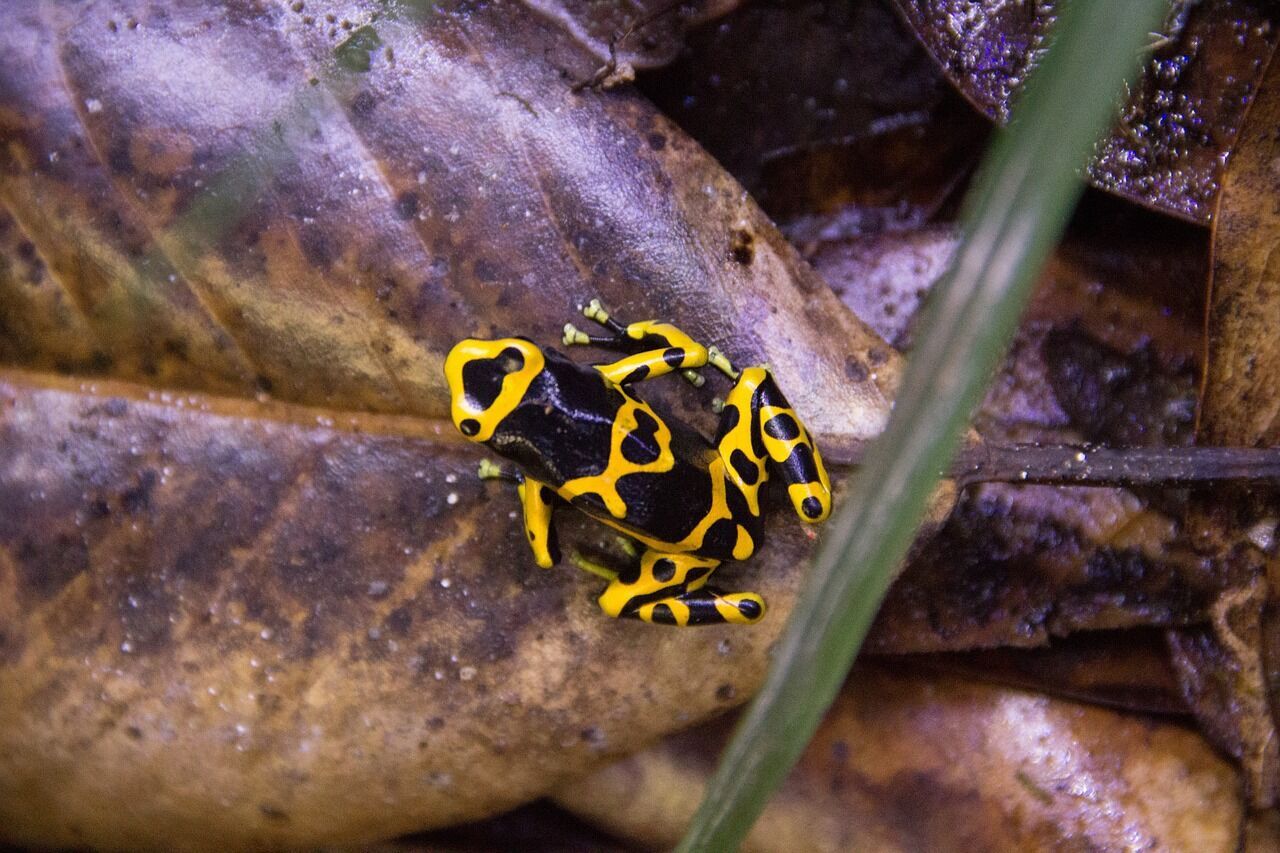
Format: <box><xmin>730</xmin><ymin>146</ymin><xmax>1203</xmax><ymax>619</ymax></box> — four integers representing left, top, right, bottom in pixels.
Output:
<box><xmin>891</xmin><ymin>0</ymin><xmax>1279</xmax><ymax>223</ymax></box>
<box><xmin>0</xmin><ymin>0</ymin><xmax>902</xmax><ymax>848</ymax></box>
<box><xmin>555</xmin><ymin>665</ymin><xmax>1244</xmax><ymax>852</ymax></box>
<box><xmin>0</xmin><ymin>372</ymin><xmax>819</xmax><ymax>850</ymax></box>
<box><xmin>0</xmin><ymin>0</ymin><xmax>896</xmax><ymax>435</ymax></box>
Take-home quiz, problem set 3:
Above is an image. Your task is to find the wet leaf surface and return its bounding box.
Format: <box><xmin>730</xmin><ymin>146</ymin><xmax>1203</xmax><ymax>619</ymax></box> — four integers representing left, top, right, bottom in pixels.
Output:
<box><xmin>892</xmin><ymin>0</ymin><xmax>1280</xmax><ymax>223</ymax></box>
<box><xmin>0</xmin><ymin>0</ymin><xmax>904</xmax><ymax>847</ymax></box>
<box><xmin>555</xmin><ymin>664</ymin><xmax>1243</xmax><ymax>852</ymax></box>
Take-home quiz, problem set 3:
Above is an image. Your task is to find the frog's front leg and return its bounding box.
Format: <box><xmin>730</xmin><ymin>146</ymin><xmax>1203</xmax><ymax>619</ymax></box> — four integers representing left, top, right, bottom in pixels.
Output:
<box><xmin>597</xmin><ymin>550</ymin><xmax>765</xmax><ymax>626</ymax></box>
<box><xmin>715</xmin><ymin>364</ymin><xmax>833</xmax><ymax>523</ymax></box>
<box><xmin>564</xmin><ymin>298</ymin><xmax>709</xmax><ymax>386</ymax></box>
<box><xmin>479</xmin><ymin>460</ymin><xmax>560</xmax><ymax>568</ymax></box>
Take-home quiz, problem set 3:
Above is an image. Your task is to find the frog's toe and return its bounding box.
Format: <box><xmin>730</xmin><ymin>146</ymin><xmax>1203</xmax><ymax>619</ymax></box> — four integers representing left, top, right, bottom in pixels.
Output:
<box><xmin>583</xmin><ymin>298</ymin><xmax>610</xmax><ymax>323</ymax></box>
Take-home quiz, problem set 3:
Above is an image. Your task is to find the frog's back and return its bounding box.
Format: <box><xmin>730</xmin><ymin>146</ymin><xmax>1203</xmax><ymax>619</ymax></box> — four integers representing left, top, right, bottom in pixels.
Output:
<box><xmin>486</xmin><ymin>348</ymin><xmax>757</xmax><ymax>560</ymax></box>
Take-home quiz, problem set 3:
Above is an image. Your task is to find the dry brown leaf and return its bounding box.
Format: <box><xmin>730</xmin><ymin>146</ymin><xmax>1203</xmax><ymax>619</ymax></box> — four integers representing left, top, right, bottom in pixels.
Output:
<box><xmin>0</xmin><ymin>0</ymin><xmax>897</xmax><ymax>435</ymax></box>
<box><xmin>1202</xmin><ymin>43</ymin><xmax>1280</xmax><ymax>447</ymax></box>
<box><xmin>0</xmin><ymin>370</ymin><xmax>826</xmax><ymax>849</ymax></box>
<box><xmin>555</xmin><ymin>665</ymin><xmax>1243</xmax><ymax>852</ymax></box>
<box><xmin>1178</xmin><ymin>39</ymin><xmax>1280</xmax><ymax>810</ymax></box>
<box><xmin>0</xmin><ymin>0</ymin><xmax>913</xmax><ymax>848</ymax></box>
<box><xmin>1247</xmin><ymin>809</ymin><xmax>1280</xmax><ymax>852</ymax></box>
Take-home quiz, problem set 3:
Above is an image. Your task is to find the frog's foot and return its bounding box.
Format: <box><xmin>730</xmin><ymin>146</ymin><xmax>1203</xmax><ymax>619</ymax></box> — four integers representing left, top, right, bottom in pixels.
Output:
<box><xmin>632</xmin><ymin>588</ymin><xmax>766</xmax><ymax>626</ymax></box>
<box><xmin>477</xmin><ymin>458</ymin><xmax>520</xmax><ymax>483</ymax></box>
<box><xmin>705</xmin><ymin>345</ymin><xmax>740</xmax><ymax>381</ymax></box>
<box><xmin>563</xmin><ymin>298</ymin><xmax>627</xmax><ymax>346</ymax></box>
<box><xmin>583</xmin><ymin>297</ymin><xmax>614</xmax><ymax>326</ymax></box>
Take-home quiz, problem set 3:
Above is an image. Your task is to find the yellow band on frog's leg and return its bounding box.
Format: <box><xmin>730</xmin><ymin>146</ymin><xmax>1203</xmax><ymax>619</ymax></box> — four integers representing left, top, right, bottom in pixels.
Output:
<box><xmin>570</xmin><ymin>300</ymin><xmax>711</xmax><ymax>387</ymax></box>
<box><xmin>633</xmin><ymin>589</ymin><xmax>766</xmax><ymax>626</ymax></box>
<box><xmin>595</xmin><ymin>344</ymin><xmax>709</xmax><ymax>385</ymax></box>
<box><xmin>516</xmin><ymin>477</ymin><xmax>559</xmax><ymax>568</ymax></box>
<box><xmin>758</xmin><ymin>397</ymin><xmax>832</xmax><ymax>523</ymax></box>
<box><xmin>715</xmin><ymin>366</ymin><xmax>832</xmax><ymax>524</ymax></box>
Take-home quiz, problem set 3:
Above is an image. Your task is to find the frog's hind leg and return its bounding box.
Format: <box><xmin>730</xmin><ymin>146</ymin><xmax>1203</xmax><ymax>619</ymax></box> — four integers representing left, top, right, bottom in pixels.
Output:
<box><xmin>597</xmin><ymin>550</ymin><xmax>765</xmax><ymax>626</ymax></box>
<box><xmin>715</xmin><ymin>366</ymin><xmax>832</xmax><ymax>524</ymax></box>
<box><xmin>563</xmin><ymin>299</ymin><xmax>708</xmax><ymax>386</ymax></box>
<box><xmin>633</xmin><ymin>588</ymin><xmax>765</xmax><ymax>626</ymax></box>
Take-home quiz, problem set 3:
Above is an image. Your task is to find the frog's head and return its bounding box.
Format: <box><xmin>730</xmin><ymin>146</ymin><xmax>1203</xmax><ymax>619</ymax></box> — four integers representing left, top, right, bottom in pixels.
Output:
<box><xmin>444</xmin><ymin>337</ymin><xmax>545</xmax><ymax>443</ymax></box>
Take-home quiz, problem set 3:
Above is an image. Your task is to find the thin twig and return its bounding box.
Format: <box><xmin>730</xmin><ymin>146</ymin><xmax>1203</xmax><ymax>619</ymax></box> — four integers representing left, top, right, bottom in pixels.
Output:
<box><xmin>819</xmin><ymin>439</ymin><xmax>1280</xmax><ymax>487</ymax></box>
<box><xmin>952</xmin><ymin>444</ymin><xmax>1280</xmax><ymax>487</ymax></box>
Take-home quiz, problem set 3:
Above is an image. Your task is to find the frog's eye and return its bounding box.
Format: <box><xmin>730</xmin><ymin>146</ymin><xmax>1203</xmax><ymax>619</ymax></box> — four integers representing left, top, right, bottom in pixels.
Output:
<box><xmin>496</xmin><ymin>347</ymin><xmax>525</xmax><ymax>375</ymax></box>
<box><xmin>461</xmin><ymin>346</ymin><xmax>527</xmax><ymax>412</ymax></box>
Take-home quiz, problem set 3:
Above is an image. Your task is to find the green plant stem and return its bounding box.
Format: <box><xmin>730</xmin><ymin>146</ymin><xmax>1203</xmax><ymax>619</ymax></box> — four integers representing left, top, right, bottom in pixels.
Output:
<box><xmin>676</xmin><ymin>2</ymin><xmax>1170</xmax><ymax>850</ymax></box>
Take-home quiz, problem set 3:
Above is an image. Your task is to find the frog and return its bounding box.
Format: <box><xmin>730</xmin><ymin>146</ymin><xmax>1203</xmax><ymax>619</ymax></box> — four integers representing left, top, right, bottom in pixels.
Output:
<box><xmin>443</xmin><ymin>299</ymin><xmax>832</xmax><ymax>626</ymax></box>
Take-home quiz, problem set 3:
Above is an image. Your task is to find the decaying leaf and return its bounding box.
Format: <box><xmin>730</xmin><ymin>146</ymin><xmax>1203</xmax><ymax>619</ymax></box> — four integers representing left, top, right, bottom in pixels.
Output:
<box><xmin>1177</xmin><ymin>38</ymin><xmax>1280</xmax><ymax>809</ymax></box>
<box><xmin>916</xmin><ymin>628</ymin><xmax>1188</xmax><ymax>715</ymax></box>
<box><xmin>0</xmin><ymin>0</ymin><xmax>912</xmax><ymax>847</ymax></box>
<box><xmin>640</xmin><ymin>0</ymin><xmax>988</xmax><ymax>232</ymax></box>
<box><xmin>892</xmin><ymin>0</ymin><xmax>1280</xmax><ymax>223</ymax></box>
<box><xmin>1169</xmin><ymin>582</ymin><xmax>1279</xmax><ymax>807</ymax></box>
<box><xmin>555</xmin><ymin>665</ymin><xmax>1244</xmax><ymax>852</ymax></box>
<box><xmin>802</xmin><ymin>196</ymin><xmax>1221</xmax><ymax>653</ymax></box>
<box><xmin>0</xmin><ymin>370</ymin><xmax>825</xmax><ymax>849</ymax></box>
<box><xmin>806</xmin><ymin>224</ymin><xmax>958</xmax><ymax>350</ymax></box>
<box><xmin>4</xmin><ymin>0</ymin><xmax>1277</xmax><ymax>846</ymax></box>
<box><xmin>520</xmin><ymin>0</ymin><xmax>739</xmax><ymax>74</ymax></box>
<box><xmin>1202</xmin><ymin>36</ymin><xmax>1280</xmax><ymax>448</ymax></box>
<box><xmin>0</xmin><ymin>0</ymin><xmax>897</xmax><ymax>436</ymax></box>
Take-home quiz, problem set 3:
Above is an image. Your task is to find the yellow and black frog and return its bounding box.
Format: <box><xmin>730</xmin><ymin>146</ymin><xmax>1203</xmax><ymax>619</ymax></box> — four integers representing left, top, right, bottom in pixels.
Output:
<box><xmin>444</xmin><ymin>300</ymin><xmax>831</xmax><ymax>627</ymax></box>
